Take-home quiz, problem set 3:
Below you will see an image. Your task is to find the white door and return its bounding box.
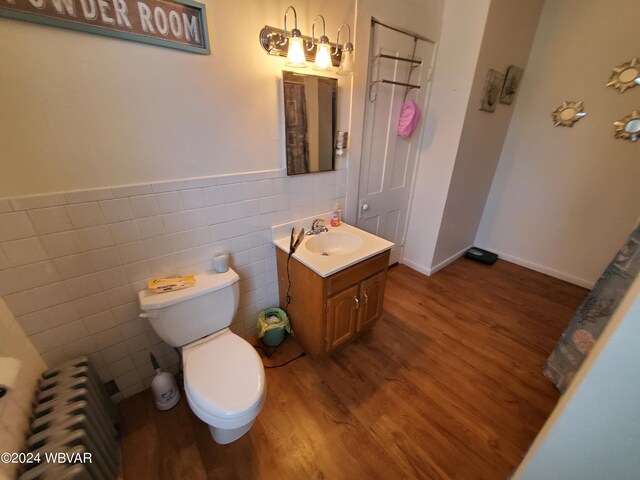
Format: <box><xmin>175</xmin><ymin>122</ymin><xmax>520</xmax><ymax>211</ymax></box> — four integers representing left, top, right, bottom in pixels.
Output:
<box><xmin>357</xmin><ymin>22</ymin><xmax>435</xmax><ymax>265</ymax></box>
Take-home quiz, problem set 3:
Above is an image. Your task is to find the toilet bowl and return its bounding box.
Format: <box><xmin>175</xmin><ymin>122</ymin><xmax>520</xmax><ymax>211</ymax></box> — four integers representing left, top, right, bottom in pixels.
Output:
<box><xmin>138</xmin><ymin>268</ymin><xmax>266</xmax><ymax>444</ymax></box>
<box><xmin>182</xmin><ymin>328</ymin><xmax>266</xmax><ymax>444</ymax></box>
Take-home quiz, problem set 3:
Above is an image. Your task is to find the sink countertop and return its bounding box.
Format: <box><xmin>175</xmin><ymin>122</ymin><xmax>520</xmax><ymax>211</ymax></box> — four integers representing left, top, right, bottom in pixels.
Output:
<box><xmin>271</xmin><ymin>213</ymin><xmax>394</xmax><ymax>278</ymax></box>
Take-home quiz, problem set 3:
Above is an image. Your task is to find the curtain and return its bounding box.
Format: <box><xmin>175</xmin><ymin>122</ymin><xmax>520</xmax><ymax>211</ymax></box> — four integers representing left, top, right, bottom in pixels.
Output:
<box><xmin>544</xmin><ymin>223</ymin><xmax>640</xmax><ymax>393</ymax></box>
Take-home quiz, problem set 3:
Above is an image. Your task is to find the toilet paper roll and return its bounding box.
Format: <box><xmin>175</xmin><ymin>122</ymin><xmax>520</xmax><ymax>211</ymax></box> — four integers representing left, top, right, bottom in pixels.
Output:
<box><xmin>213</xmin><ymin>253</ymin><xmax>229</xmax><ymax>273</ymax></box>
<box><xmin>0</xmin><ymin>357</ymin><xmax>22</xmax><ymax>398</ymax></box>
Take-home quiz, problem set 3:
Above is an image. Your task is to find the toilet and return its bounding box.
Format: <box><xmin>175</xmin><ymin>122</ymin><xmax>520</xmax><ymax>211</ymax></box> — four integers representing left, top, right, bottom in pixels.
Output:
<box><xmin>138</xmin><ymin>268</ymin><xmax>266</xmax><ymax>444</ymax></box>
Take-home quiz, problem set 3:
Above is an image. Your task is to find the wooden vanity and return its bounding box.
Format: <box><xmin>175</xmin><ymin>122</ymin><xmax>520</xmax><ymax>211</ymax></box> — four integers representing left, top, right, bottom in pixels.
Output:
<box><xmin>276</xmin><ymin>249</ymin><xmax>390</xmax><ymax>358</ymax></box>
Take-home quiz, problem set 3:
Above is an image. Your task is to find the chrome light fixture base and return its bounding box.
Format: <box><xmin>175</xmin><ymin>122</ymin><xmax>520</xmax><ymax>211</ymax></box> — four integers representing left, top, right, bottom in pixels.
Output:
<box><xmin>259</xmin><ymin>26</ymin><xmax>342</xmax><ymax>68</ymax></box>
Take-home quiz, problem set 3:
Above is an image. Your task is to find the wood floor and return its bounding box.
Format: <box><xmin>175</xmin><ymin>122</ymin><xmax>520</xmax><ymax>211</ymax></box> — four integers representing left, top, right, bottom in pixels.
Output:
<box><xmin>119</xmin><ymin>259</ymin><xmax>588</xmax><ymax>480</ymax></box>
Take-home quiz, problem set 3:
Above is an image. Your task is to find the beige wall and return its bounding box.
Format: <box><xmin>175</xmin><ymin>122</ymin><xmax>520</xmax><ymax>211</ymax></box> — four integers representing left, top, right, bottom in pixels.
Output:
<box><xmin>0</xmin><ymin>297</ymin><xmax>47</xmax><ymax>479</ymax></box>
<box><xmin>0</xmin><ymin>0</ymin><xmax>354</xmax><ymax>197</ymax></box>
<box><xmin>431</xmin><ymin>0</ymin><xmax>544</xmax><ymax>268</ymax></box>
<box><xmin>476</xmin><ymin>0</ymin><xmax>640</xmax><ymax>287</ymax></box>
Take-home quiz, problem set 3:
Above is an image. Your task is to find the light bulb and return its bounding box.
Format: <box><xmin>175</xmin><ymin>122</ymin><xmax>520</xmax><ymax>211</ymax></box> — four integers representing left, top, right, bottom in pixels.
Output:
<box><xmin>337</xmin><ymin>47</ymin><xmax>354</xmax><ymax>76</ymax></box>
<box><xmin>286</xmin><ymin>35</ymin><xmax>307</xmax><ymax>67</ymax></box>
<box><xmin>314</xmin><ymin>40</ymin><xmax>332</xmax><ymax>70</ymax></box>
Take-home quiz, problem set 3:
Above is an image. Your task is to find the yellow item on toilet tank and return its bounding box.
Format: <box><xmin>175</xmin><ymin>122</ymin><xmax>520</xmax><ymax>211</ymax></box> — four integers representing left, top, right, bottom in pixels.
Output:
<box><xmin>147</xmin><ymin>275</ymin><xmax>196</xmax><ymax>293</ymax></box>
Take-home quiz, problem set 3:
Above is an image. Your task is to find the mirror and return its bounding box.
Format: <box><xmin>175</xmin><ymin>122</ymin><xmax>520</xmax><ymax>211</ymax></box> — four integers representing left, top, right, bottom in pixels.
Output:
<box><xmin>552</xmin><ymin>101</ymin><xmax>586</xmax><ymax>127</ymax></box>
<box><xmin>614</xmin><ymin>111</ymin><xmax>640</xmax><ymax>142</ymax></box>
<box><xmin>606</xmin><ymin>57</ymin><xmax>640</xmax><ymax>93</ymax></box>
<box><xmin>283</xmin><ymin>71</ymin><xmax>337</xmax><ymax>175</ymax></box>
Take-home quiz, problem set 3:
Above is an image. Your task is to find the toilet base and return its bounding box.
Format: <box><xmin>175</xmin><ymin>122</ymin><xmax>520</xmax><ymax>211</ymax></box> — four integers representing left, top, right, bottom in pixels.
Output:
<box><xmin>209</xmin><ymin>419</ymin><xmax>255</xmax><ymax>444</ymax></box>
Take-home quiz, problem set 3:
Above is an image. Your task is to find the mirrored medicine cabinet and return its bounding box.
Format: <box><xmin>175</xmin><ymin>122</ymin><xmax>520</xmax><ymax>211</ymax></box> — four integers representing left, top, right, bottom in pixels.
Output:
<box><xmin>282</xmin><ymin>71</ymin><xmax>337</xmax><ymax>175</ymax></box>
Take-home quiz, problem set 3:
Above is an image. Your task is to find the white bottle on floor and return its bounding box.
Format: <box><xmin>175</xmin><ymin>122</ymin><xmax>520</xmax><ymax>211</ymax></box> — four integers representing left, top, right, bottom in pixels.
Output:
<box><xmin>150</xmin><ymin>352</ymin><xmax>180</xmax><ymax>411</ymax></box>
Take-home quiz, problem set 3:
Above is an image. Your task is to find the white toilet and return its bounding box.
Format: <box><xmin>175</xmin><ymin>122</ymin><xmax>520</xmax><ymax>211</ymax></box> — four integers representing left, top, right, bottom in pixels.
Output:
<box><xmin>138</xmin><ymin>268</ymin><xmax>266</xmax><ymax>444</ymax></box>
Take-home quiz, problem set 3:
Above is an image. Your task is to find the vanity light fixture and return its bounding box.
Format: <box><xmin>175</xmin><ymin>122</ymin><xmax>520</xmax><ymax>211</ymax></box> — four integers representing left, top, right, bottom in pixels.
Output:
<box><xmin>282</xmin><ymin>6</ymin><xmax>307</xmax><ymax>67</ymax></box>
<box><xmin>309</xmin><ymin>16</ymin><xmax>332</xmax><ymax>70</ymax></box>
<box><xmin>334</xmin><ymin>24</ymin><xmax>354</xmax><ymax>76</ymax></box>
<box><xmin>258</xmin><ymin>9</ymin><xmax>352</xmax><ymax>71</ymax></box>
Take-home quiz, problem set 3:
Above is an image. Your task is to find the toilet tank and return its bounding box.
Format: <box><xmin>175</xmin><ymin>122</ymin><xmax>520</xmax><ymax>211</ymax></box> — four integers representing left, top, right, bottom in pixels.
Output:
<box><xmin>138</xmin><ymin>269</ymin><xmax>240</xmax><ymax>347</ymax></box>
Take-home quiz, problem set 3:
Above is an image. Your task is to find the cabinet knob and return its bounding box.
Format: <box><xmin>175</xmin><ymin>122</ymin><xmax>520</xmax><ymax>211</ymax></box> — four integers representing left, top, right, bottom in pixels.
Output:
<box><xmin>354</xmin><ymin>297</ymin><xmax>360</xmax><ymax>310</ymax></box>
<box><xmin>363</xmin><ymin>292</ymin><xmax>368</xmax><ymax>305</ymax></box>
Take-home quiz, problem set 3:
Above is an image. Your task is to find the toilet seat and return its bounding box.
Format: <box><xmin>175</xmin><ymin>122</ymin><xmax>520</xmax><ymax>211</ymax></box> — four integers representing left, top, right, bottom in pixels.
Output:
<box><xmin>183</xmin><ymin>329</ymin><xmax>266</xmax><ymax>428</ymax></box>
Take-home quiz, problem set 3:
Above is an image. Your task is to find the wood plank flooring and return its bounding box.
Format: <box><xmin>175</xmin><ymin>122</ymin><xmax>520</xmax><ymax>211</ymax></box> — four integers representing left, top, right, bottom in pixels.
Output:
<box><xmin>118</xmin><ymin>259</ymin><xmax>588</xmax><ymax>480</ymax></box>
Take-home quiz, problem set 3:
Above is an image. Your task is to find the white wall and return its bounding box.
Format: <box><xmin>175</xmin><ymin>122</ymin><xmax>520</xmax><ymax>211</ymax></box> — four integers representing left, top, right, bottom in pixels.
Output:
<box><xmin>431</xmin><ymin>0</ymin><xmax>544</xmax><ymax>268</ymax></box>
<box><xmin>402</xmin><ymin>0</ymin><xmax>490</xmax><ymax>275</ymax></box>
<box><xmin>0</xmin><ymin>167</ymin><xmax>349</xmax><ymax>401</ymax></box>
<box><xmin>513</xmin><ymin>276</ymin><xmax>640</xmax><ymax>479</ymax></box>
<box><xmin>476</xmin><ymin>0</ymin><xmax>640</xmax><ymax>287</ymax></box>
<box><xmin>0</xmin><ymin>298</ymin><xmax>47</xmax><ymax>479</ymax></box>
<box><xmin>0</xmin><ymin>0</ymin><xmax>354</xmax><ymax>196</ymax></box>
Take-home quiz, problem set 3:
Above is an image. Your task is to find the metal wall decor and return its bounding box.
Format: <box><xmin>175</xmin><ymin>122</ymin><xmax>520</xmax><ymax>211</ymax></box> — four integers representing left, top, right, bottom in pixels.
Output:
<box><xmin>499</xmin><ymin>65</ymin><xmax>524</xmax><ymax>105</ymax></box>
<box><xmin>613</xmin><ymin>111</ymin><xmax>640</xmax><ymax>142</ymax></box>
<box><xmin>606</xmin><ymin>58</ymin><xmax>640</xmax><ymax>93</ymax></box>
<box><xmin>480</xmin><ymin>69</ymin><xmax>505</xmax><ymax>113</ymax></box>
<box><xmin>552</xmin><ymin>101</ymin><xmax>586</xmax><ymax>127</ymax></box>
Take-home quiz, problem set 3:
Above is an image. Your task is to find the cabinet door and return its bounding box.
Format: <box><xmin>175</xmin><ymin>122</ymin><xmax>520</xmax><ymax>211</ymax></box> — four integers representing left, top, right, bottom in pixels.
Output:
<box><xmin>357</xmin><ymin>271</ymin><xmax>386</xmax><ymax>332</ymax></box>
<box><xmin>326</xmin><ymin>285</ymin><xmax>359</xmax><ymax>354</ymax></box>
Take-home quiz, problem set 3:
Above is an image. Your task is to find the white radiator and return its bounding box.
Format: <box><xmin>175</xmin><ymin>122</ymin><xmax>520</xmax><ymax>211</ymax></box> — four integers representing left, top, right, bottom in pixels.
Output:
<box><xmin>18</xmin><ymin>357</ymin><xmax>120</xmax><ymax>480</ymax></box>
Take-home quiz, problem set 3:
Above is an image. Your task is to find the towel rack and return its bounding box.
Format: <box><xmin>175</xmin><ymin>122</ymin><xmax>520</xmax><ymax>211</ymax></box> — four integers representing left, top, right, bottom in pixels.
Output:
<box><xmin>377</xmin><ymin>53</ymin><xmax>422</xmax><ymax>64</ymax></box>
<box><xmin>371</xmin><ymin>79</ymin><xmax>421</xmax><ymax>89</ymax></box>
<box><xmin>369</xmin><ymin>62</ymin><xmax>422</xmax><ymax>102</ymax></box>
<box><xmin>369</xmin><ymin>35</ymin><xmax>422</xmax><ymax>102</ymax></box>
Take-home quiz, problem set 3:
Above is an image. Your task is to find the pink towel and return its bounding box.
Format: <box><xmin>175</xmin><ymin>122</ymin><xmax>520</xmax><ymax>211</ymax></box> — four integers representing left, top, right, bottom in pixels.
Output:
<box><xmin>397</xmin><ymin>100</ymin><xmax>421</xmax><ymax>138</ymax></box>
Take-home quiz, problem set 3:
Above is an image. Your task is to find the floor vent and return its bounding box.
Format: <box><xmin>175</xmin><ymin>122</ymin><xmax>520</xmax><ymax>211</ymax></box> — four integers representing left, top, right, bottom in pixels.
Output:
<box><xmin>19</xmin><ymin>356</ymin><xmax>120</xmax><ymax>480</ymax></box>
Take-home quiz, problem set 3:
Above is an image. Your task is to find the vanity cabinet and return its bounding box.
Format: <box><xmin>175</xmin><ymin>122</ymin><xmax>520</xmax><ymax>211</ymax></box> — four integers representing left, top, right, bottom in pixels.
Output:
<box><xmin>326</xmin><ymin>285</ymin><xmax>359</xmax><ymax>353</ymax></box>
<box><xmin>276</xmin><ymin>249</ymin><xmax>390</xmax><ymax>358</ymax></box>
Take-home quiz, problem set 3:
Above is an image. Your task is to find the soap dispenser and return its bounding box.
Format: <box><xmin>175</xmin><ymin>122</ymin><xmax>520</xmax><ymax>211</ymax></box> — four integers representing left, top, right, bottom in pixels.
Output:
<box><xmin>331</xmin><ymin>203</ymin><xmax>342</xmax><ymax>227</ymax></box>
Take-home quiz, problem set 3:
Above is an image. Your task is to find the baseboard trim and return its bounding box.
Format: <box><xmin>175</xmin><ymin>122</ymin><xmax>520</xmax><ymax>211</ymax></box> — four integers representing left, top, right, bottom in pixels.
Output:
<box><xmin>401</xmin><ymin>245</ymin><xmax>472</xmax><ymax>276</ymax></box>
<box><xmin>400</xmin><ymin>257</ymin><xmax>432</xmax><ymax>276</ymax></box>
<box><xmin>429</xmin><ymin>245</ymin><xmax>474</xmax><ymax>275</ymax></box>
<box><xmin>475</xmin><ymin>245</ymin><xmax>595</xmax><ymax>289</ymax></box>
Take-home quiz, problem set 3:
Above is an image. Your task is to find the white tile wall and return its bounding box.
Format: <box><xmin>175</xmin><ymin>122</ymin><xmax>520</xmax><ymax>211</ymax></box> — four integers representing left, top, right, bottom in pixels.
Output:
<box><xmin>0</xmin><ymin>298</ymin><xmax>47</xmax><ymax>480</ymax></box>
<box><xmin>0</xmin><ymin>166</ymin><xmax>346</xmax><ymax>401</ymax></box>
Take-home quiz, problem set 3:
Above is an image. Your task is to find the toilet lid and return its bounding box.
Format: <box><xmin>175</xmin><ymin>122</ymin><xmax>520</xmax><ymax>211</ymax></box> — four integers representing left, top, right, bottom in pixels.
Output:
<box><xmin>184</xmin><ymin>332</ymin><xmax>265</xmax><ymax>419</ymax></box>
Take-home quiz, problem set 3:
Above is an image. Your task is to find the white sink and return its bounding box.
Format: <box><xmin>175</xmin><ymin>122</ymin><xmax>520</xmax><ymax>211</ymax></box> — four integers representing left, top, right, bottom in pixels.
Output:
<box><xmin>304</xmin><ymin>231</ymin><xmax>364</xmax><ymax>256</ymax></box>
<box><xmin>272</xmin><ymin>214</ymin><xmax>394</xmax><ymax>278</ymax></box>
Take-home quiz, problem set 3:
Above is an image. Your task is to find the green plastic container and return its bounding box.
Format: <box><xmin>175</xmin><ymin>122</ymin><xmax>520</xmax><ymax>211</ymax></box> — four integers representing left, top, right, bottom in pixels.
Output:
<box><xmin>257</xmin><ymin>307</ymin><xmax>291</xmax><ymax>347</ymax></box>
<box><xmin>263</xmin><ymin>327</ymin><xmax>285</xmax><ymax>347</ymax></box>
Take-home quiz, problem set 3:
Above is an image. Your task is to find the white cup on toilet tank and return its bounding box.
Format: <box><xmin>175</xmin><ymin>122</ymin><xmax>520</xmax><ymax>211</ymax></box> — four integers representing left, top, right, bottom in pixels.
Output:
<box><xmin>213</xmin><ymin>253</ymin><xmax>229</xmax><ymax>273</ymax></box>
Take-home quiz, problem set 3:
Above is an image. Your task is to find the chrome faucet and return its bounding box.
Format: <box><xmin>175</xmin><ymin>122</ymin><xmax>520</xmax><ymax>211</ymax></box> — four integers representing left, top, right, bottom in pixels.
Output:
<box><xmin>306</xmin><ymin>219</ymin><xmax>329</xmax><ymax>235</ymax></box>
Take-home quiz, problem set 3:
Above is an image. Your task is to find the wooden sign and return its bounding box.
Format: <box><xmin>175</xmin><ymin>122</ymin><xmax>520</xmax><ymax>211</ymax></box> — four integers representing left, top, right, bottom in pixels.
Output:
<box><xmin>0</xmin><ymin>0</ymin><xmax>209</xmax><ymax>54</ymax></box>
